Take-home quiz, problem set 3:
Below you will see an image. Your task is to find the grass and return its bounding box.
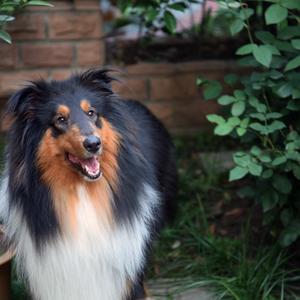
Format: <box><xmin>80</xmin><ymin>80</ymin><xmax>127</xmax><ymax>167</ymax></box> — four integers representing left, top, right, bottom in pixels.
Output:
<box><xmin>147</xmin><ymin>137</ymin><xmax>300</xmax><ymax>300</ymax></box>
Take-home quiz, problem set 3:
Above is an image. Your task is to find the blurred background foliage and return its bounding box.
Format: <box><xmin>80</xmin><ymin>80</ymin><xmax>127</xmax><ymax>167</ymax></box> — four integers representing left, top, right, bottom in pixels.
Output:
<box><xmin>0</xmin><ymin>0</ymin><xmax>52</xmax><ymax>43</ymax></box>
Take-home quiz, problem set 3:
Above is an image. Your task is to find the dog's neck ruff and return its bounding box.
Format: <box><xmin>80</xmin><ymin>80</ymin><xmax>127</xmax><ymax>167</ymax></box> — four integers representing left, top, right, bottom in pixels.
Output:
<box><xmin>3</xmin><ymin>181</ymin><xmax>159</xmax><ymax>300</ymax></box>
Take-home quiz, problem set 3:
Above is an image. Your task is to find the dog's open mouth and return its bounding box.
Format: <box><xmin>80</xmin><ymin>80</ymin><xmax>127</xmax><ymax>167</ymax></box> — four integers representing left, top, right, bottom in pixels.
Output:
<box><xmin>67</xmin><ymin>153</ymin><xmax>102</xmax><ymax>180</ymax></box>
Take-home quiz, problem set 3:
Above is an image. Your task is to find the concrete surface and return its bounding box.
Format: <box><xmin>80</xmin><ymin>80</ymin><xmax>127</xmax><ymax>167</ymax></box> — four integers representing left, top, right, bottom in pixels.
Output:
<box><xmin>148</xmin><ymin>280</ymin><xmax>215</xmax><ymax>300</ymax></box>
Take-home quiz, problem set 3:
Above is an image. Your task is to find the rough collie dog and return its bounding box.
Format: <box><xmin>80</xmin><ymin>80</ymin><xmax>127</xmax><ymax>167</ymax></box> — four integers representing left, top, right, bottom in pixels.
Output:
<box><xmin>0</xmin><ymin>69</ymin><xmax>177</xmax><ymax>300</ymax></box>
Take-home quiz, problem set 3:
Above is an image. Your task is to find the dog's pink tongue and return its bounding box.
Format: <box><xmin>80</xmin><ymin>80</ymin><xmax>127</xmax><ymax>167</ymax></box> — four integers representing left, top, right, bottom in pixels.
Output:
<box><xmin>69</xmin><ymin>154</ymin><xmax>100</xmax><ymax>176</ymax></box>
<box><xmin>83</xmin><ymin>157</ymin><xmax>100</xmax><ymax>175</ymax></box>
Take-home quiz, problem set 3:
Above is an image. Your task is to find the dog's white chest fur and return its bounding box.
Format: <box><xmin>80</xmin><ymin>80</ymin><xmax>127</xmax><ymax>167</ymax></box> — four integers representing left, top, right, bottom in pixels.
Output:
<box><xmin>4</xmin><ymin>183</ymin><xmax>158</xmax><ymax>300</ymax></box>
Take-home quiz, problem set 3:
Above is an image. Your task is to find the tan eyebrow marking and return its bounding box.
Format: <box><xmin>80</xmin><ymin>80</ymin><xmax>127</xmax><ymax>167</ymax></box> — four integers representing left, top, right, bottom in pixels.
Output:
<box><xmin>57</xmin><ymin>105</ymin><xmax>70</xmax><ymax>116</ymax></box>
<box><xmin>80</xmin><ymin>99</ymin><xmax>90</xmax><ymax>112</ymax></box>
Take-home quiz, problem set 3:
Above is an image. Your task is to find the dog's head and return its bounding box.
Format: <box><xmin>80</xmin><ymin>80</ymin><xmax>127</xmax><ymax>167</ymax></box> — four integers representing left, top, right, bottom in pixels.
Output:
<box><xmin>5</xmin><ymin>69</ymin><xmax>120</xmax><ymax>184</ymax></box>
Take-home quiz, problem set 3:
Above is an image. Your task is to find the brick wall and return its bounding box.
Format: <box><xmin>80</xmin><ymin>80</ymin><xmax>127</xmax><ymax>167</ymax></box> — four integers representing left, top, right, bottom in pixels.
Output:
<box><xmin>112</xmin><ymin>60</ymin><xmax>241</xmax><ymax>134</ymax></box>
<box><xmin>0</xmin><ymin>0</ymin><xmax>104</xmax><ymax>97</ymax></box>
<box><xmin>0</xmin><ymin>0</ymin><xmax>242</xmax><ymax>133</ymax></box>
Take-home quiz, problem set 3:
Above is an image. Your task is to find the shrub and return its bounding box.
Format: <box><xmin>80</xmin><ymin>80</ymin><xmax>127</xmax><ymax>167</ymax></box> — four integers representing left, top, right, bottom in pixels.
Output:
<box><xmin>116</xmin><ymin>0</ymin><xmax>204</xmax><ymax>36</ymax></box>
<box><xmin>0</xmin><ymin>0</ymin><xmax>52</xmax><ymax>43</ymax></box>
<box><xmin>200</xmin><ymin>0</ymin><xmax>300</xmax><ymax>246</ymax></box>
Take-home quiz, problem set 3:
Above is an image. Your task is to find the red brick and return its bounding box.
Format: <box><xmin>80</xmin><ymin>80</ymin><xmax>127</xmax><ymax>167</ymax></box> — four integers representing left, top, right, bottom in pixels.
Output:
<box><xmin>172</xmin><ymin>99</ymin><xmax>220</xmax><ymax>128</ymax></box>
<box><xmin>49</xmin><ymin>13</ymin><xmax>101</xmax><ymax>40</ymax></box>
<box><xmin>0</xmin><ymin>71</ymin><xmax>48</xmax><ymax>97</ymax></box>
<box><xmin>7</xmin><ymin>15</ymin><xmax>45</xmax><ymax>40</ymax></box>
<box><xmin>112</xmin><ymin>79</ymin><xmax>148</xmax><ymax>100</ymax></box>
<box><xmin>0</xmin><ymin>44</ymin><xmax>18</xmax><ymax>69</ymax></box>
<box><xmin>176</xmin><ymin>60</ymin><xmax>241</xmax><ymax>72</ymax></box>
<box><xmin>150</xmin><ymin>74</ymin><xmax>199</xmax><ymax>101</ymax></box>
<box><xmin>74</xmin><ymin>0</ymin><xmax>100</xmax><ymax>10</ymax></box>
<box><xmin>50</xmin><ymin>69</ymin><xmax>78</xmax><ymax>80</ymax></box>
<box><xmin>126</xmin><ymin>63</ymin><xmax>176</xmax><ymax>76</ymax></box>
<box><xmin>146</xmin><ymin>102</ymin><xmax>173</xmax><ymax>127</ymax></box>
<box><xmin>77</xmin><ymin>41</ymin><xmax>104</xmax><ymax>67</ymax></box>
<box><xmin>22</xmin><ymin>44</ymin><xmax>73</xmax><ymax>68</ymax></box>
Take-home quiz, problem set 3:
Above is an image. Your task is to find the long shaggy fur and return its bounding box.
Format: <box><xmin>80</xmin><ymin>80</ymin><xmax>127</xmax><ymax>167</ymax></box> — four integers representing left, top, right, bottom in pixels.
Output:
<box><xmin>0</xmin><ymin>69</ymin><xmax>177</xmax><ymax>300</ymax></box>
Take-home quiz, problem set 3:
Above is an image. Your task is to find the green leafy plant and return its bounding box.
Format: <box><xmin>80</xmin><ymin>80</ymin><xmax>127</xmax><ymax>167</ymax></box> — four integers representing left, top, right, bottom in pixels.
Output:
<box><xmin>199</xmin><ymin>0</ymin><xmax>300</xmax><ymax>246</ymax></box>
<box><xmin>116</xmin><ymin>0</ymin><xmax>200</xmax><ymax>36</ymax></box>
<box><xmin>0</xmin><ymin>0</ymin><xmax>53</xmax><ymax>43</ymax></box>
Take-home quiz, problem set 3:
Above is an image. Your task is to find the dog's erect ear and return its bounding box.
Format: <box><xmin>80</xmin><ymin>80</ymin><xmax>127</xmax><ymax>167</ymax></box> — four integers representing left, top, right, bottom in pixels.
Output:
<box><xmin>6</xmin><ymin>86</ymin><xmax>34</xmax><ymax>115</ymax></box>
<box><xmin>2</xmin><ymin>85</ymin><xmax>40</xmax><ymax>131</ymax></box>
<box><xmin>78</xmin><ymin>68</ymin><xmax>119</xmax><ymax>94</ymax></box>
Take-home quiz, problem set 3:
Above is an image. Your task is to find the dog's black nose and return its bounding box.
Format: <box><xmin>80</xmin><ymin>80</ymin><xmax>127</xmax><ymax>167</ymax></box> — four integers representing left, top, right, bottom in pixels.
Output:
<box><xmin>83</xmin><ymin>135</ymin><xmax>101</xmax><ymax>153</ymax></box>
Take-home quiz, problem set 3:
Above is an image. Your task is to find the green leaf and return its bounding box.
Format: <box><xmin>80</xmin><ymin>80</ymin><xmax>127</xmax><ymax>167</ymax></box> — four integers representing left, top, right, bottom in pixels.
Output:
<box><xmin>227</xmin><ymin>1</ymin><xmax>242</xmax><ymax>8</ymax></box>
<box><xmin>218</xmin><ymin>95</ymin><xmax>236</xmax><ymax>105</ymax></box>
<box><xmin>0</xmin><ymin>30</ymin><xmax>11</xmax><ymax>44</ymax></box>
<box><xmin>196</xmin><ymin>77</ymin><xmax>207</xmax><ymax>86</ymax></box>
<box><xmin>268</xmin><ymin>120</ymin><xmax>286</xmax><ymax>132</ymax></box>
<box><xmin>280</xmin><ymin>231</ymin><xmax>298</xmax><ymax>247</ymax></box>
<box><xmin>250</xmin><ymin>122</ymin><xmax>266</xmax><ymax>133</ymax></box>
<box><xmin>236</xmin><ymin>43</ymin><xmax>257</xmax><ymax>55</ymax></box>
<box><xmin>249</xmin><ymin>96</ymin><xmax>267</xmax><ymax>113</ymax></box>
<box><xmin>280</xmin><ymin>0</ymin><xmax>300</xmax><ymax>9</ymax></box>
<box><xmin>233</xmin><ymin>153</ymin><xmax>251</xmax><ymax>167</ymax></box>
<box><xmin>26</xmin><ymin>0</ymin><xmax>53</xmax><ymax>6</ymax></box>
<box><xmin>278</xmin><ymin>26</ymin><xmax>300</xmax><ymax>40</ymax></box>
<box><xmin>203</xmin><ymin>81</ymin><xmax>222</xmax><ymax>100</ymax></box>
<box><xmin>228</xmin><ymin>117</ymin><xmax>240</xmax><ymax>127</ymax></box>
<box><xmin>234</xmin><ymin>90</ymin><xmax>246</xmax><ymax>101</ymax></box>
<box><xmin>284</xmin><ymin>55</ymin><xmax>300</xmax><ymax>72</ymax></box>
<box><xmin>261</xmin><ymin>190</ymin><xmax>278</xmax><ymax>212</ymax></box>
<box><xmin>164</xmin><ymin>11</ymin><xmax>177</xmax><ymax>33</ymax></box>
<box><xmin>269</xmin><ymin>70</ymin><xmax>283</xmax><ymax>79</ymax></box>
<box><xmin>0</xmin><ymin>15</ymin><xmax>14</xmax><ymax>22</ymax></box>
<box><xmin>255</xmin><ymin>31</ymin><xmax>275</xmax><ymax>44</ymax></box>
<box><xmin>230</xmin><ymin>19</ymin><xmax>244</xmax><ymax>36</ymax></box>
<box><xmin>291</xmin><ymin>39</ymin><xmax>300</xmax><ymax>50</ymax></box>
<box><xmin>262</xmin><ymin>169</ymin><xmax>273</xmax><ymax>178</ymax></box>
<box><xmin>265</xmin><ymin>4</ymin><xmax>288</xmax><ymax>25</ymax></box>
<box><xmin>287</xmin><ymin>100</ymin><xmax>300</xmax><ymax>111</ymax></box>
<box><xmin>207</xmin><ymin>114</ymin><xmax>225</xmax><ymax>125</ymax></box>
<box><xmin>292</xmin><ymin>89</ymin><xmax>300</xmax><ymax>99</ymax></box>
<box><xmin>168</xmin><ymin>2</ymin><xmax>187</xmax><ymax>12</ymax></box>
<box><xmin>231</xmin><ymin>101</ymin><xmax>246</xmax><ymax>116</ymax></box>
<box><xmin>281</xmin><ymin>209</ymin><xmax>293</xmax><ymax>226</ymax></box>
<box><xmin>272</xmin><ymin>156</ymin><xmax>287</xmax><ymax>165</ymax></box>
<box><xmin>266</xmin><ymin>112</ymin><xmax>282</xmax><ymax>119</ymax></box>
<box><xmin>237</xmin><ymin>127</ymin><xmax>247</xmax><ymax>136</ymax></box>
<box><xmin>265</xmin><ymin>45</ymin><xmax>281</xmax><ymax>55</ymax></box>
<box><xmin>253</xmin><ymin>45</ymin><xmax>272</xmax><ymax>68</ymax></box>
<box><xmin>279</xmin><ymin>221</ymin><xmax>300</xmax><ymax>246</ymax></box>
<box><xmin>259</xmin><ymin>154</ymin><xmax>272</xmax><ymax>163</ymax></box>
<box><xmin>214</xmin><ymin>123</ymin><xmax>234</xmax><ymax>136</ymax></box>
<box><xmin>250</xmin><ymin>113</ymin><xmax>266</xmax><ymax>121</ymax></box>
<box><xmin>239</xmin><ymin>8</ymin><xmax>254</xmax><ymax>20</ymax></box>
<box><xmin>292</xmin><ymin>164</ymin><xmax>300</xmax><ymax>179</ymax></box>
<box><xmin>276</xmin><ymin>83</ymin><xmax>293</xmax><ymax>98</ymax></box>
<box><xmin>240</xmin><ymin>118</ymin><xmax>250</xmax><ymax>128</ymax></box>
<box><xmin>117</xmin><ymin>0</ymin><xmax>131</xmax><ymax>13</ymax></box>
<box><xmin>273</xmin><ymin>40</ymin><xmax>295</xmax><ymax>52</ymax></box>
<box><xmin>224</xmin><ymin>74</ymin><xmax>238</xmax><ymax>86</ymax></box>
<box><xmin>229</xmin><ymin>166</ymin><xmax>248</xmax><ymax>181</ymax></box>
<box><xmin>248</xmin><ymin>163</ymin><xmax>263</xmax><ymax>176</ymax></box>
<box><xmin>146</xmin><ymin>8</ymin><xmax>159</xmax><ymax>22</ymax></box>
<box><xmin>251</xmin><ymin>146</ymin><xmax>261</xmax><ymax>156</ymax></box>
<box><xmin>272</xmin><ymin>174</ymin><xmax>292</xmax><ymax>194</ymax></box>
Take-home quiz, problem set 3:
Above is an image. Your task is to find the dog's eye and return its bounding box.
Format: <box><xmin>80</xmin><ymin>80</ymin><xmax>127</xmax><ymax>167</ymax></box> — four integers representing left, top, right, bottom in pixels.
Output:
<box><xmin>87</xmin><ymin>109</ymin><xmax>96</xmax><ymax>118</ymax></box>
<box><xmin>56</xmin><ymin>116</ymin><xmax>67</xmax><ymax>124</ymax></box>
